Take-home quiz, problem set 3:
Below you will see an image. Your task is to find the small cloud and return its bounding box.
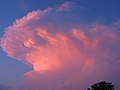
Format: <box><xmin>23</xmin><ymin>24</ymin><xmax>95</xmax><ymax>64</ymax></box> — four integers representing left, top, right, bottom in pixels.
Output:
<box><xmin>17</xmin><ymin>1</ymin><xmax>29</xmax><ymax>10</ymax></box>
<box><xmin>57</xmin><ymin>1</ymin><xmax>74</xmax><ymax>11</ymax></box>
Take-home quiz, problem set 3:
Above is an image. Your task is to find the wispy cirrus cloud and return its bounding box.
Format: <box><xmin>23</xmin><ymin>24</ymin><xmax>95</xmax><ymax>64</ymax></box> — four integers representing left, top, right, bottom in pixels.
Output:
<box><xmin>1</xmin><ymin>1</ymin><xmax>120</xmax><ymax>90</ymax></box>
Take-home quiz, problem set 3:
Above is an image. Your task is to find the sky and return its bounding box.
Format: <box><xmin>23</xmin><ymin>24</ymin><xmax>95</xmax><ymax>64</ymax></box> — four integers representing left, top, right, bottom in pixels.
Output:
<box><xmin>0</xmin><ymin>0</ymin><xmax>120</xmax><ymax>90</ymax></box>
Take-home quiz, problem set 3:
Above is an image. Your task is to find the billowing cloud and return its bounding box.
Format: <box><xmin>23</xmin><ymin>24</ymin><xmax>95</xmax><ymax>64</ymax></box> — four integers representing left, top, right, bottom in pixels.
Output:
<box><xmin>1</xmin><ymin>1</ymin><xmax>120</xmax><ymax>90</ymax></box>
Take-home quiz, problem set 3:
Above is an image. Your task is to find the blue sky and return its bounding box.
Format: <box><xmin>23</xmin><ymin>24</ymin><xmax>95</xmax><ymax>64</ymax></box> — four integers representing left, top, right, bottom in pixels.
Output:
<box><xmin>0</xmin><ymin>0</ymin><xmax>120</xmax><ymax>89</ymax></box>
<box><xmin>0</xmin><ymin>0</ymin><xmax>120</xmax><ymax>36</ymax></box>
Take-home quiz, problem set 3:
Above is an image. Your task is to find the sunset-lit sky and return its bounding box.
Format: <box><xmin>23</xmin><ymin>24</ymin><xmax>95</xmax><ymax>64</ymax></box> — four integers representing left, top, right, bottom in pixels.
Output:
<box><xmin>0</xmin><ymin>0</ymin><xmax>120</xmax><ymax>90</ymax></box>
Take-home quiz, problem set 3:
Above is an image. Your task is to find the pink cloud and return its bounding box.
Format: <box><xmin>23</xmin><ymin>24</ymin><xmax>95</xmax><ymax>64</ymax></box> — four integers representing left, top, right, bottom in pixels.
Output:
<box><xmin>57</xmin><ymin>1</ymin><xmax>73</xmax><ymax>11</ymax></box>
<box><xmin>1</xmin><ymin>2</ymin><xmax>120</xmax><ymax>90</ymax></box>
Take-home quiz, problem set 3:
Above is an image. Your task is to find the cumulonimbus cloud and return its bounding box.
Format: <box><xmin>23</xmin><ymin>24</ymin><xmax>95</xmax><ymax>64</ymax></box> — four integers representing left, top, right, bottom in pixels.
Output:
<box><xmin>1</xmin><ymin>1</ymin><xmax>120</xmax><ymax>90</ymax></box>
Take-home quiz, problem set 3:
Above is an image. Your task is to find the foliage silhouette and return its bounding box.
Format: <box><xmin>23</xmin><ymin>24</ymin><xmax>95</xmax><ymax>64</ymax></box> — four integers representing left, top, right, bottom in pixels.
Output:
<box><xmin>88</xmin><ymin>81</ymin><xmax>115</xmax><ymax>90</ymax></box>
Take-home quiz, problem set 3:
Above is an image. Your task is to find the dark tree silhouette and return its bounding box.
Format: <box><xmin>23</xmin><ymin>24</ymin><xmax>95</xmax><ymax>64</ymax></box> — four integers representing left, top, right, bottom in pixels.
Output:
<box><xmin>88</xmin><ymin>81</ymin><xmax>115</xmax><ymax>90</ymax></box>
